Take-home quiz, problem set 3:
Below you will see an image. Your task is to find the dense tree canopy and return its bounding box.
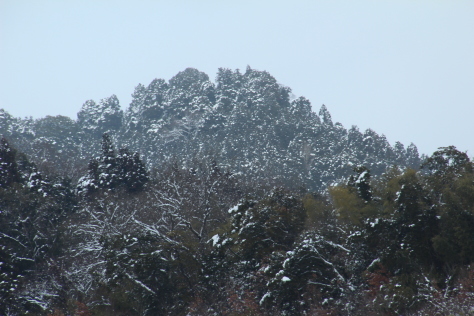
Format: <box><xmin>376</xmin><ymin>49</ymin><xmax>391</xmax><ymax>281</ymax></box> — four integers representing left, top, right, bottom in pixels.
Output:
<box><xmin>1</xmin><ymin>135</ymin><xmax>472</xmax><ymax>315</ymax></box>
<box><xmin>1</xmin><ymin>68</ymin><xmax>422</xmax><ymax>192</ymax></box>
<box><xmin>0</xmin><ymin>68</ymin><xmax>471</xmax><ymax>315</ymax></box>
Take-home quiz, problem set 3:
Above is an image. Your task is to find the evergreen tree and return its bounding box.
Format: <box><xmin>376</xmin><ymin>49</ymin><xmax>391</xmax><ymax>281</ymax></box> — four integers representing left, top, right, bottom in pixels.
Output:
<box><xmin>77</xmin><ymin>95</ymin><xmax>123</xmax><ymax>138</ymax></box>
<box><xmin>78</xmin><ymin>133</ymin><xmax>148</xmax><ymax>194</ymax></box>
<box><xmin>319</xmin><ymin>104</ymin><xmax>333</xmax><ymax>126</ymax></box>
<box><xmin>263</xmin><ymin>231</ymin><xmax>349</xmax><ymax>313</ymax></box>
<box><xmin>426</xmin><ymin>147</ymin><xmax>474</xmax><ymax>267</ymax></box>
<box><xmin>0</xmin><ymin>140</ymin><xmax>74</xmax><ymax>314</ymax></box>
<box><xmin>98</xmin><ymin>132</ymin><xmax>118</xmax><ymax>188</ymax></box>
<box><xmin>348</xmin><ymin>166</ymin><xmax>372</xmax><ymax>202</ymax></box>
<box><xmin>421</xmin><ymin>146</ymin><xmax>472</xmax><ymax>182</ymax></box>
<box><xmin>230</xmin><ymin>189</ymin><xmax>306</xmax><ymax>262</ymax></box>
<box><xmin>0</xmin><ymin>137</ymin><xmax>21</xmax><ymax>187</ymax></box>
<box><xmin>117</xmin><ymin>148</ymin><xmax>148</xmax><ymax>192</ymax></box>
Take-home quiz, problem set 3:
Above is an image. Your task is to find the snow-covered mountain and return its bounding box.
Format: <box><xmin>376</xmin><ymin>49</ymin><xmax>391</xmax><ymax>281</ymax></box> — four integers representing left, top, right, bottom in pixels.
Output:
<box><xmin>2</xmin><ymin>68</ymin><xmax>473</xmax><ymax>316</ymax></box>
<box><xmin>0</xmin><ymin>67</ymin><xmax>421</xmax><ymax>191</ymax></box>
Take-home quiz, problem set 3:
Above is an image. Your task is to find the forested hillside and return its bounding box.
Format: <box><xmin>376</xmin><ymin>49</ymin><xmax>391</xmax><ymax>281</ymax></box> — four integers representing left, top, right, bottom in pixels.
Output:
<box><xmin>1</xmin><ymin>68</ymin><xmax>473</xmax><ymax>315</ymax></box>
<box><xmin>0</xmin><ymin>67</ymin><xmax>421</xmax><ymax>191</ymax></box>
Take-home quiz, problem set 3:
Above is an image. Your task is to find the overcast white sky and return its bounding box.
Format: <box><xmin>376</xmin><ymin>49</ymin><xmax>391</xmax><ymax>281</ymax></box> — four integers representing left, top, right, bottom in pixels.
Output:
<box><xmin>1</xmin><ymin>0</ymin><xmax>473</xmax><ymax>157</ymax></box>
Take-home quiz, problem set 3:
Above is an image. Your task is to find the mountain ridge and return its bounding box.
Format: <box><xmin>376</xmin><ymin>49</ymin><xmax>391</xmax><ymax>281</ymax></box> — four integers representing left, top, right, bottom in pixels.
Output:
<box><xmin>0</xmin><ymin>67</ymin><xmax>421</xmax><ymax>191</ymax></box>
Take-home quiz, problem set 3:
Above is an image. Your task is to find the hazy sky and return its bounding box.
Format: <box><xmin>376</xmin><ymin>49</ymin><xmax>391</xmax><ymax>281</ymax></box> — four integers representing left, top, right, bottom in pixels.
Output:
<box><xmin>1</xmin><ymin>0</ymin><xmax>473</xmax><ymax>157</ymax></box>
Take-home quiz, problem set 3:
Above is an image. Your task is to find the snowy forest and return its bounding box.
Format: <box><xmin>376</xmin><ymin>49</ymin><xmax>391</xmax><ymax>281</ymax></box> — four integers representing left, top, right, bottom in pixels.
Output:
<box><xmin>1</xmin><ymin>67</ymin><xmax>473</xmax><ymax>315</ymax></box>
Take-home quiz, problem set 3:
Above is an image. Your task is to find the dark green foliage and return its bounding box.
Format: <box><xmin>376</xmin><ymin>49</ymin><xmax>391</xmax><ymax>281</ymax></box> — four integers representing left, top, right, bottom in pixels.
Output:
<box><xmin>0</xmin><ymin>140</ymin><xmax>76</xmax><ymax>315</ymax></box>
<box><xmin>364</xmin><ymin>170</ymin><xmax>439</xmax><ymax>282</ymax></box>
<box><xmin>77</xmin><ymin>95</ymin><xmax>123</xmax><ymax>138</ymax></box>
<box><xmin>1</xmin><ymin>68</ymin><xmax>424</xmax><ymax>193</ymax></box>
<box><xmin>348</xmin><ymin>166</ymin><xmax>372</xmax><ymax>202</ymax></box>
<box><xmin>32</xmin><ymin>115</ymin><xmax>83</xmax><ymax>177</ymax></box>
<box><xmin>1</xmin><ymin>143</ymin><xmax>474</xmax><ymax>315</ymax></box>
<box><xmin>263</xmin><ymin>231</ymin><xmax>348</xmax><ymax>313</ymax></box>
<box><xmin>101</xmin><ymin>233</ymin><xmax>173</xmax><ymax>315</ymax></box>
<box><xmin>394</xmin><ymin>171</ymin><xmax>439</xmax><ymax>267</ymax></box>
<box><xmin>231</xmin><ymin>189</ymin><xmax>306</xmax><ymax>262</ymax></box>
<box><xmin>78</xmin><ymin>133</ymin><xmax>148</xmax><ymax>194</ymax></box>
<box><xmin>116</xmin><ymin>148</ymin><xmax>148</xmax><ymax>192</ymax></box>
<box><xmin>319</xmin><ymin>104</ymin><xmax>333</xmax><ymax>126</ymax></box>
<box><xmin>98</xmin><ymin>133</ymin><xmax>118</xmax><ymax>188</ymax></box>
<box><xmin>0</xmin><ymin>137</ymin><xmax>21</xmax><ymax>187</ymax></box>
<box><xmin>422</xmin><ymin>145</ymin><xmax>471</xmax><ymax>177</ymax></box>
<box><xmin>1</xmin><ymin>67</ymin><xmax>473</xmax><ymax>314</ymax></box>
<box><xmin>426</xmin><ymin>147</ymin><xmax>474</xmax><ymax>268</ymax></box>
<box><xmin>433</xmin><ymin>208</ymin><xmax>474</xmax><ymax>266</ymax></box>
